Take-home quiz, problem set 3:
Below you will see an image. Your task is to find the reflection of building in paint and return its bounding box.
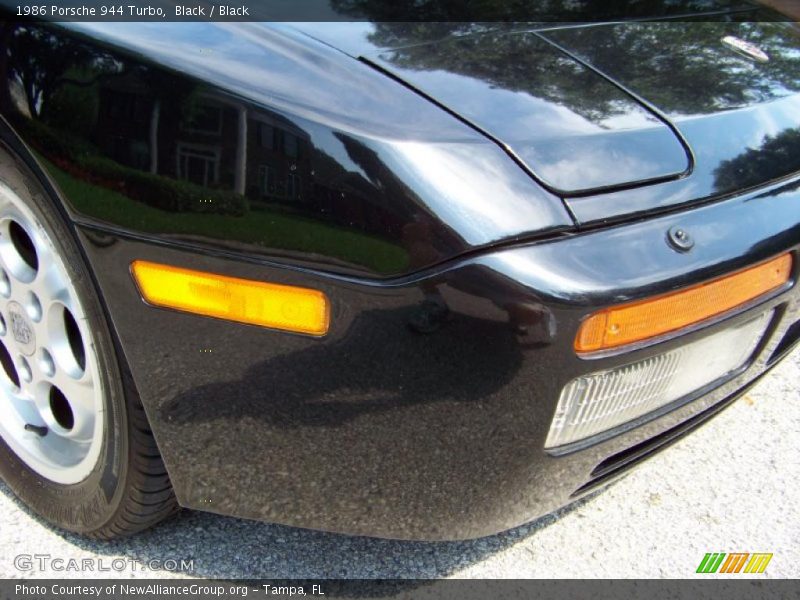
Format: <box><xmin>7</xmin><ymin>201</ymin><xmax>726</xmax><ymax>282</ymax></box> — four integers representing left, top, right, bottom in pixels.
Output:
<box><xmin>45</xmin><ymin>65</ymin><xmax>408</xmax><ymax>242</ymax></box>
<box><xmin>95</xmin><ymin>73</ymin><xmax>152</xmax><ymax>171</ymax></box>
<box><xmin>175</xmin><ymin>100</ymin><xmax>224</xmax><ymax>187</ymax></box>
<box><xmin>95</xmin><ymin>75</ymin><xmax>311</xmax><ymax>206</ymax></box>
<box><xmin>165</xmin><ymin>97</ymin><xmax>242</xmax><ymax>190</ymax></box>
<box><xmin>247</xmin><ymin>113</ymin><xmax>311</xmax><ymax>204</ymax></box>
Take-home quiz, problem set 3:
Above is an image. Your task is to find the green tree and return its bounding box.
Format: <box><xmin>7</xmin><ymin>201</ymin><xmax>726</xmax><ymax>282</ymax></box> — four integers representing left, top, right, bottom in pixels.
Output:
<box><xmin>7</xmin><ymin>26</ymin><xmax>93</xmax><ymax>117</ymax></box>
<box><xmin>714</xmin><ymin>128</ymin><xmax>800</xmax><ymax>190</ymax></box>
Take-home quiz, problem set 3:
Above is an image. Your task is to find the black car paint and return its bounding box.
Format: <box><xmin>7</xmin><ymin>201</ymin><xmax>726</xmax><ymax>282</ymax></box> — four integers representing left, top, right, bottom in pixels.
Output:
<box><xmin>69</xmin><ymin>178</ymin><xmax>800</xmax><ymax>539</ymax></box>
<box><xmin>368</xmin><ymin>31</ymin><xmax>692</xmax><ymax>194</ymax></box>
<box><xmin>545</xmin><ymin>20</ymin><xmax>800</xmax><ymax>223</ymax></box>
<box><xmin>299</xmin><ymin>18</ymin><xmax>800</xmax><ymax>220</ymax></box>
<box><xmin>0</xmin><ymin>5</ymin><xmax>798</xmax><ymax>540</ymax></box>
<box><xmin>0</xmin><ymin>20</ymin><xmax>572</xmax><ymax>279</ymax></box>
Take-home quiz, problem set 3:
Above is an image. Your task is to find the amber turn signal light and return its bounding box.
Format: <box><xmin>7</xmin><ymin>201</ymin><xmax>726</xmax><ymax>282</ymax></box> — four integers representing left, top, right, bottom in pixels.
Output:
<box><xmin>131</xmin><ymin>261</ymin><xmax>330</xmax><ymax>336</ymax></box>
<box><xmin>575</xmin><ymin>253</ymin><xmax>792</xmax><ymax>354</ymax></box>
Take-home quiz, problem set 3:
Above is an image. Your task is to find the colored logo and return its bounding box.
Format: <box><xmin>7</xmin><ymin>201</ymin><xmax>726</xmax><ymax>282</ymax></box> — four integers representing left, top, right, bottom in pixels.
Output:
<box><xmin>696</xmin><ymin>552</ymin><xmax>773</xmax><ymax>574</ymax></box>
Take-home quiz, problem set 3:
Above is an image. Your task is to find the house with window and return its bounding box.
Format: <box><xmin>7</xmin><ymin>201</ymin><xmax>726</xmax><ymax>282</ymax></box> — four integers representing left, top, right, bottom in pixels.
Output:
<box><xmin>95</xmin><ymin>76</ymin><xmax>312</xmax><ymax>208</ymax></box>
<box><xmin>247</xmin><ymin>113</ymin><xmax>312</xmax><ymax>206</ymax></box>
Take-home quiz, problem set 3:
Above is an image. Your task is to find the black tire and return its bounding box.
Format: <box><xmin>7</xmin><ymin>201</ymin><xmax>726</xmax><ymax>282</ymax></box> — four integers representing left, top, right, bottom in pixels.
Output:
<box><xmin>0</xmin><ymin>143</ymin><xmax>178</xmax><ymax>538</ymax></box>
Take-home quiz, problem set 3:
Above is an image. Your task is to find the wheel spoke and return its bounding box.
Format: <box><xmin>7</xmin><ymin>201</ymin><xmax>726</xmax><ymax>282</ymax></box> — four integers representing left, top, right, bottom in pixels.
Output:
<box><xmin>32</xmin><ymin>255</ymin><xmax>74</xmax><ymax>311</ymax></box>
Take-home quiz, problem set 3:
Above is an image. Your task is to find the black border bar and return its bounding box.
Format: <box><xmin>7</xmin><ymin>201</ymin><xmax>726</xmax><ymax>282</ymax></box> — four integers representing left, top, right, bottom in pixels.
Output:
<box><xmin>4</xmin><ymin>579</ymin><xmax>800</xmax><ymax>599</ymax></box>
<box><xmin>0</xmin><ymin>0</ymin><xmax>794</xmax><ymax>22</ymax></box>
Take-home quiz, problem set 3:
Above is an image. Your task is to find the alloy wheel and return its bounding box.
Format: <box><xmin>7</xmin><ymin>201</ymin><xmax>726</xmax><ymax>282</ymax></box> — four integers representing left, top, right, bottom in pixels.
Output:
<box><xmin>0</xmin><ymin>180</ymin><xmax>103</xmax><ymax>484</ymax></box>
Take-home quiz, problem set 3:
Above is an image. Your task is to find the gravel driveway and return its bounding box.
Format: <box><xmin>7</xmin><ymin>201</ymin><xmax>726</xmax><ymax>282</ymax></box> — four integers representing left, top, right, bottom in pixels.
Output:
<box><xmin>1</xmin><ymin>348</ymin><xmax>798</xmax><ymax>579</ymax></box>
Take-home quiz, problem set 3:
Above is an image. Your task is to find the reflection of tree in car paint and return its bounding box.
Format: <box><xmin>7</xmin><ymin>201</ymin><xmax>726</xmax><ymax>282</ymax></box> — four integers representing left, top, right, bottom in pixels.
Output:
<box><xmin>336</xmin><ymin>17</ymin><xmax>800</xmax><ymax>123</ymax></box>
<box><xmin>543</xmin><ymin>22</ymin><xmax>800</xmax><ymax>117</ymax></box>
<box><xmin>714</xmin><ymin>128</ymin><xmax>800</xmax><ymax>191</ymax></box>
<box><xmin>330</xmin><ymin>0</ymin><xmax>742</xmax><ymax>23</ymax></box>
<box><xmin>0</xmin><ymin>23</ymin><xmax>415</xmax><ymax>274</ymax></box>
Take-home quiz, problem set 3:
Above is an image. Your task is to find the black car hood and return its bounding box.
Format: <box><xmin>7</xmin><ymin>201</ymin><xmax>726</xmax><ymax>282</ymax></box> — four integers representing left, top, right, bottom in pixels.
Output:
<box><xmin>296</xmin><ymin>17</ymin><xmax>800</xmax><ymax>220</ymax></box>
<box><xmin>366</xmin><ymin>31</ymin><xmax>690</xmax><ymax>195</ymax></box>
<box><xmin>542</xmin><ymin>21</ymin><xmax>800</xmax><ymax>209</ymax></box>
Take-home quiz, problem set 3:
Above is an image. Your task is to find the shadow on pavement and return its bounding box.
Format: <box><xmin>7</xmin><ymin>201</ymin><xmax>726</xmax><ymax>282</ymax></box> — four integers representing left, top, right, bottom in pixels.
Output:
<box><xmin>0</xmin><ymin>480</ymin><xmax>603</xmax><ymax>579</ymax></box>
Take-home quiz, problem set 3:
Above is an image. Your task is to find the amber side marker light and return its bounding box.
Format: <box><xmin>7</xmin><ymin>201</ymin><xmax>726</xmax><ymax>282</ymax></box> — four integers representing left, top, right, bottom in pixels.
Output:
<box><xmin>130</xmin><ymin>260</ymin><xmax>330</xmax><ymax>336</ymax></box>
<box><xmin>575</xmin><ymin>253</ymin><xmax>793</xmax><ymax>354</ymax></box>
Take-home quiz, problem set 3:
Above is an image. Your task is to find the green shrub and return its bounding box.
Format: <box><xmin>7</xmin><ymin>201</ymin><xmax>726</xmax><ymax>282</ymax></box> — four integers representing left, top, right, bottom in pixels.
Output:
<box><xmin>17</xmin><ymin>117</ymin><xmax>97</xmax><ymax>160</ymax></box>
<box><xmin>18</xmin><ymin>119</ymin><xmax>247</xmax><ymax>216</ymax></box>
<box><xmin>74</xmin><ymin>155</ymin><xmax>248</xmax><ymax>216</ymax></box>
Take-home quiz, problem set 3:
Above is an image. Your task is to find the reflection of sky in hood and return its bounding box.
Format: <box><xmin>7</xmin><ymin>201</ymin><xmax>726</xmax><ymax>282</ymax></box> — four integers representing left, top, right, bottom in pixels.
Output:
<box><xmin>64</xmin><ymin>22</ymin><xmax>478</xmax><ymax>142</ymax></box>
<box><xmin>544</xmin><ymin>21</ymin><xmax>800</xmax><ymax>118</ymax></box>
<box><xmin>567</xmin><ymin>93</ymin><xmax>800</xmax><ymax>222</ymax></box>
<box><xmin>371</xmin><ymin>56</ymin><xmax>688</xmax><ymax>191</ymax></box>
<box><xmin>383</xmin><ymin>68</ymin><xmax>659</xmax><ymax>138</ymax></box>
<box><xmin>388</xmin><ymin>140</ymin><xmax>567</xmax><ymax>245</ymax></box>
<box><xmin>676</xmin><ymin>94</ymin><xmax>800</xmax><ymax>193</ymax></box>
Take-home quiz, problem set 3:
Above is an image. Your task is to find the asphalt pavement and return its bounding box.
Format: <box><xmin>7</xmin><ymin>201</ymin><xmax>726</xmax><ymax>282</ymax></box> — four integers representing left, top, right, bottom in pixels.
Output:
<box><xmin>1</xmin><ymin>348</ymin><xmax>798</xmax><ymax>579</ymax></box>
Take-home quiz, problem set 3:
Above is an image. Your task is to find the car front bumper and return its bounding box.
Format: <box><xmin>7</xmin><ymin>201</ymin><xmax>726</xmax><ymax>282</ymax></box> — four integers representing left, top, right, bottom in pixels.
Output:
<box><xmin>76</xmin><ymin>175</ymin><xmax>800</xmax><ymax>540</ymax></box>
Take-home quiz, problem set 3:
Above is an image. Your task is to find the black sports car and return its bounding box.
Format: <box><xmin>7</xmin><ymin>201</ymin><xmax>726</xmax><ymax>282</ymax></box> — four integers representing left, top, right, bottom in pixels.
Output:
<box><xmin>0</xmin><ymin>1</ymin><xmax>798</xmax><ymax>541</ymax></box>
